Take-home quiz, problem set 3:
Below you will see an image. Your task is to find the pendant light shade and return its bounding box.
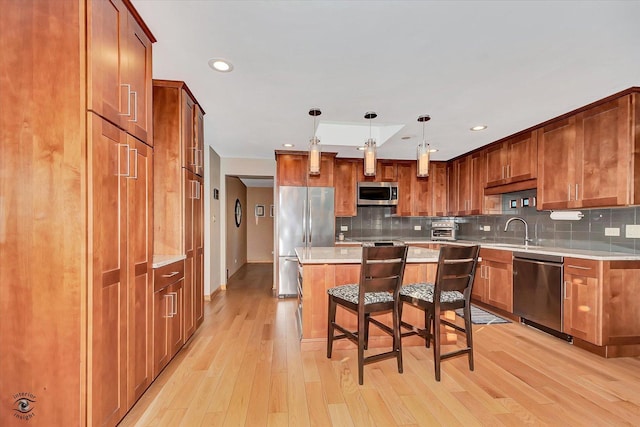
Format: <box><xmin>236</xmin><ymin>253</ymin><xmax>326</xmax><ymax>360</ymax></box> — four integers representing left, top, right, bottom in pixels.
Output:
<box><xmin>417</xmin><ymin>115</ymin><xmax>431</xmax><ymax>177</ymax></box>
<box><xmin>363</xmin><ymin>112</ymin><xmax>377</xmax><ymax>177</ymax></box>
<box><xmin>308</xmin><ymin>108</ymin><xmax>322</xmax><ymax>175</ymax></box>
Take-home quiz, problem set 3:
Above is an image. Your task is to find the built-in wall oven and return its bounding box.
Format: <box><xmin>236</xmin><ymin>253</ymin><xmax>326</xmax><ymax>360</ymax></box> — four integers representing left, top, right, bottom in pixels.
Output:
<box><xmin>513</xmin><ymin>252</ymin><xmax>572</xmax><ymax>341</ymax></box>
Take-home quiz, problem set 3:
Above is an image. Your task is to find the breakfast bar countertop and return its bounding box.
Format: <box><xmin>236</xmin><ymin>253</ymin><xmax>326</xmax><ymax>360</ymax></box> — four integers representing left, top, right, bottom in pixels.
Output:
<box><xmin>295</xmin><ymin>246</ymin><xmax>441</xmax><ymax>264</ymax></box>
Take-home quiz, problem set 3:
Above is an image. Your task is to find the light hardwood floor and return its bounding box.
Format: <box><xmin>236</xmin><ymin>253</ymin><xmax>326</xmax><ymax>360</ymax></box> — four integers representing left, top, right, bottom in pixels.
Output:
<box><xmin>120</xmin><ymin>263</ymin><xmax>640</xmax><ymax>426</ymax></box>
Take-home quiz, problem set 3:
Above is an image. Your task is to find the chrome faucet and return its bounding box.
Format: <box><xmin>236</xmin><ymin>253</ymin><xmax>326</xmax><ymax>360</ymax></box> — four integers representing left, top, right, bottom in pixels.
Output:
<box><xmin>504</xmin><ymin>217</ymin><xmax>532</xmax><ymax>246</ymax></box>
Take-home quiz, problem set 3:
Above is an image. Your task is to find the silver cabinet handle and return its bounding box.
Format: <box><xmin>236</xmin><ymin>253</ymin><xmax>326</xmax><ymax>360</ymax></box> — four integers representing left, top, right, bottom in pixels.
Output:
<box><xmin>119</xmin><ymin>84</ymin><xmax>131</xmax><ymax>117</ymax></box>
<box><xmin>161</xmin><ymin>271</ymin><xmax>180</xmax><ymax>278</ymax></box>
<box><xmin>127</xmin><ymin>148</ymin><xmax>138</xmax><ymax>179</ymax></box>
<box><xmin>164</xmin><ymin>294</ymin><xmax>173</xmax><ymax>318</ymax></box>
<box><xmin>564</xmin><ymin>280</ymin><xmax>570</xmax><ymax>299</ymax></box>
<box><xmin>566</xmin><ymin>265</ymin><xmax>591</xmax><ymax>270</ymax></box>
<box><xmin>190</xmin><ymin>147</ymin><xmax>198</xmax><ymax>167</ymax></box>
<box><xmin>129</xmin><ymin>90</ymin><xmax>138</xmax><ymax>123</ymax></box>
<box><xmin>169</xmin><ymin>292</ymin><xmax>178</xmax><ymax>315</ymax></box>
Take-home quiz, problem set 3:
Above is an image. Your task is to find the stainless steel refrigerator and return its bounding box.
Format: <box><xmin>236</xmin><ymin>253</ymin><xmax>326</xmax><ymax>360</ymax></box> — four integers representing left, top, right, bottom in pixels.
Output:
<box><xmin>277</xmin><ymin>186</ymin><xmax>335</xmax><ymax>297</ymax></box>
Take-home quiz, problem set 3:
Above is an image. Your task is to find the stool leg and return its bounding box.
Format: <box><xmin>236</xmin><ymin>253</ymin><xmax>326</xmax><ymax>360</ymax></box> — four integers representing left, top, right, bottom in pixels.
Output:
<box><xmin>464</xmin><ymin>304</ymin><xmax>474</xmax><ymax>371</ymax></box>
<box><xmin>327</xmin><ymin>296</ymin><xmax>336</xmax><ymax>358</ymax></box>
<box><xmin>394</xmin><ymin>302</ymin><xmax>403</xmax><ymax>374</ymax></box>
<box><xmin>364</xmin><ymin>313</ymin><xmax>370</xmax><ymax>350</ymax></box>
<box><xmin>432</xmin><ymin>307</ymin><xmax>441</xmax><ymax>382</ymax></box>
<box><xmin>358</xmin><ymin>309</ymin><xmax>365</xmax><ymax>385</ymax></box>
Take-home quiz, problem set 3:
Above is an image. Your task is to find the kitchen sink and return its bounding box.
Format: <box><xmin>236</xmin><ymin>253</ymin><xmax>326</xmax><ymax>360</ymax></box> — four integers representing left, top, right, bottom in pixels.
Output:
<box><xmin>486</xmin><ymin>243</ymin><xmax>541</xmax><ymax>250</ymax></box>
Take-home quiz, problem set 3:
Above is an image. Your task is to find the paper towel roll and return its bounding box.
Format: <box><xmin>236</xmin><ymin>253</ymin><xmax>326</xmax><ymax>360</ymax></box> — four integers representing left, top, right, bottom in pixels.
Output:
<box><xmin>550</xmin><ymin>210</ymin><xmax>584</xmax><ymax>220</ymax></box>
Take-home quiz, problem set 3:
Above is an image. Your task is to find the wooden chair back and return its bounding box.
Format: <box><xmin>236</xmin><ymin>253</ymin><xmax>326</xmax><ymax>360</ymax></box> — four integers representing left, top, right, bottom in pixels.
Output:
<box><xmin>434</xmin><ymin>245</ymin><xmax>480</xmax><ymax>301</ymax></box>
<box><xmin>359</xmin><ymin>245</ymin><xmax>408</xmax><ymax>300</ymax></box>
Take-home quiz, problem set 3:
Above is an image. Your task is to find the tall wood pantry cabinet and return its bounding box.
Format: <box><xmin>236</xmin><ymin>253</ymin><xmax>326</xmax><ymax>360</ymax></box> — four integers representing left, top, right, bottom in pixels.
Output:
<box><xmin>0</xmin><ymin>1</ymin><xmax>155</xmax><ymax>426</ymax></box>
<box><xmin>153</xmin><ymin>80</ymin><xmax>206</xmax><ymax>345</ymax></box>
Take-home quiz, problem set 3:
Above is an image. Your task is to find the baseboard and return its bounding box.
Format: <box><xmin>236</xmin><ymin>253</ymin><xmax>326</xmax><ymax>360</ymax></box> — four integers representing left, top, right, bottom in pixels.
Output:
<box><xmin>246</xmin><ymin>260</ymin><xmax>274</xmax><ymax>264</ymax></box>
<box><xmin>204</xmin><ymin>286</ymin><xmax>224</xmax><ymax>301</ymax></box>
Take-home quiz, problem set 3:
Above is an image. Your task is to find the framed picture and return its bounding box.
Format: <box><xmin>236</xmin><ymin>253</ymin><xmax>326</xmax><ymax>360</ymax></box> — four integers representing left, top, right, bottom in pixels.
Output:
<box><xmin>255</xmin><ymin>204</ymin><xmax>265</xmax><ymax>217</ymax></box>
<box><xmin>270</xmin><ymin>204</ymin><xmax>274</xmax><ymax>217</ymax></box>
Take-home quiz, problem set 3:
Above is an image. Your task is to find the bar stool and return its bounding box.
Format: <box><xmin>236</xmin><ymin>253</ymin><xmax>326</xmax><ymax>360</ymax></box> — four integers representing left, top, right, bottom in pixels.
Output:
<box><xmin>327</xmin><ymin>244</ymin><xmax>408</xmax><ymax>385</ymax></box>
<box><xmin>399</xmin><ymin>245</ymin><xmax>480</xmax><ymax>381</ymax></box>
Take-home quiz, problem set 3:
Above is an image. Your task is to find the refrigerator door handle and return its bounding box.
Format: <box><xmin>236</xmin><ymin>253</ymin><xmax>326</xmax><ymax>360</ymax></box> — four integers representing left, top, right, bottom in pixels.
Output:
<box><xmin>302</xmin><ymin>199</ymin><xmax>307</xmax><ymax>243</ymax></box>
<box><xmin>308</xmin><ymin>202</ymin><xmax>313</xmax><ymax>246</ymax></box>
<box><xmin>284</xmin><ymin>257</ymin><xmax>298</xmax><ymax>262</ymax></box>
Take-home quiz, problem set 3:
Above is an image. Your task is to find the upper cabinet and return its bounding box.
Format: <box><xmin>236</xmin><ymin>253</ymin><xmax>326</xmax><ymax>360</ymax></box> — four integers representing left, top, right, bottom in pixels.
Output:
<box><xmin>87</xmin><ymin>0</ymin><xmax>154</xmax><ymax>144</ymax></box>
<box><xmin>152</xmin><ymin>80</ymin><xmax>204</xmax><ymax>176</ymax></box>
<box><xmin>537</xmin><ymin>94</ymin><xmax>635</xmax><ymax>210</ymax></box>
<box><xmin>485</xmin><ymin>131</ymin><xmax>537</xmax><ymax>188</ymax></box>
<box><xmin>275</xmin><ymin>151</ymin><xmax>336</xmax><ymax>187</ymax></box>
<box><xmin>335</xmin><ymin>158</ymin><xmax>358</xmax><ymax>216</ymax></box>
<box><xmin>449</xmin><ymin>151</ymin><xmax>485</xmax><ymax>215</ymax></box>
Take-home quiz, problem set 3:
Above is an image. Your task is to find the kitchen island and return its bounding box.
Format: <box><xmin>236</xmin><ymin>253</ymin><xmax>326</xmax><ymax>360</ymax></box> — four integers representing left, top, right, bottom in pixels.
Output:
<box><xmin>295</xmin><ymin>246</ymin><xmax>461</xmax><ymax>349</ymax></box>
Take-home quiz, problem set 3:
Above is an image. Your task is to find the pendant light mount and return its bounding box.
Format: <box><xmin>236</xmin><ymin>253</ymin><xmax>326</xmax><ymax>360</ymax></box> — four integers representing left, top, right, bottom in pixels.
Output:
<box><xmin>308</xmin><ymin>108</ymin><xmax>322</xmax><ymax>175</ymax></box>
<box><xmin>363</xmin><ymin>111</ymin><xmax>378</xmax><ymax>176</ymax></box>
<box><xmin>417</xmin><ymin>114</ymin><xmax>431</xmax><ymax>177</ymax></box>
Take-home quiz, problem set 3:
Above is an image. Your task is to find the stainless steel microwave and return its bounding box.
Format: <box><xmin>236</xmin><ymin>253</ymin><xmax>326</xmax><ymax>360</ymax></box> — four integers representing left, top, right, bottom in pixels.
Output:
<box><xmin>357</xmin><ymin>182</ymin><xmax>399</xmax><ymax>206</ymax></box>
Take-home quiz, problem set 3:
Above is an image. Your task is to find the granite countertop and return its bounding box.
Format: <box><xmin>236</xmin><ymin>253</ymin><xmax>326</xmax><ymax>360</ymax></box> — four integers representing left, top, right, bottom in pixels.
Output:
<box><xmin>152</xmin><ymin>254</ymin><xmax>187</xmax><ymax>268</ymax></box>
<box><xmin>334</xmin><ymin>239</ymin><xmax>640</xmax><ymax>261</ymax></box>
<box><xmin>295</xmin><ymin>246</ymin><xmax>440</xmax><ymax>264</ymax></box>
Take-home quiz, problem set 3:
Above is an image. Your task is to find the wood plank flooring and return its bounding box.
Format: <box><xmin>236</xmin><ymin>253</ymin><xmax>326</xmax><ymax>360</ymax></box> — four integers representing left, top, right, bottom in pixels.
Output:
<box><xmin>120</xmin><ymin>263</ymin><xmax>640</xmax><ymax>426</ymax></box>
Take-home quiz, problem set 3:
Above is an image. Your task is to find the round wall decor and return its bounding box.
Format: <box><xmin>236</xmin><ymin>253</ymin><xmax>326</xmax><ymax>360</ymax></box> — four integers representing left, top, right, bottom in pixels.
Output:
<box><xmin>234</xmin><ymin>198</ymin><xmax>242</xmax><ymax>227</ymax></box>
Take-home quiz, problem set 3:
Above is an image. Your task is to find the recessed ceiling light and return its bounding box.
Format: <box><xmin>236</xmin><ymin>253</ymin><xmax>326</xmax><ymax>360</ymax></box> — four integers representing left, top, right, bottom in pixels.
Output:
<box><xmin>470</xmin><ymin>125</ymin><xmax>487</xmax><ymax>131</ymax></box>
<box><xmin>401</xmin><ymin>136</ymin><xmax>411</xmax><ymax>140</ymax></box>
<box><xmin>208</xmin><ymin>58</ymin><xmax>233</xmax><ymax>72</ymax></box>
<box><xmin>429</xmin><ymin>148</ymin><xmax>438</xmax><ymax>153</ymax></box>
<box><xmin>282</xmin><ymin>143</ymin><xmax>294</xmax><ymax>148</ymax></box>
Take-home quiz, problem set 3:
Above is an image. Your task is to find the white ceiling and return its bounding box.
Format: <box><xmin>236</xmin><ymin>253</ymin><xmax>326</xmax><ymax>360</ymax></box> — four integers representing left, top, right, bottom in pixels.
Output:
<box><xmin>132</xmin><ymin>0</ymin><xmax>640</xmax><ymax>163</ymax></box>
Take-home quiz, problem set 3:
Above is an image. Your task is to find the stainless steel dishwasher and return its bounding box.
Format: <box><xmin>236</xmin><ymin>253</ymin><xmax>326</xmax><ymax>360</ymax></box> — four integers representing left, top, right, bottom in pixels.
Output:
<box><xmin>513</xmin><ymin>252</ymin><xmax>572</xmax><ymax>341</ymax></box>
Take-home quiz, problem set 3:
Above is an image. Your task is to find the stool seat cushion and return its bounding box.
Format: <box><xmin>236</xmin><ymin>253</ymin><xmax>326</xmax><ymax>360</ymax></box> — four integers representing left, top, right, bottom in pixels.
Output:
<box><xmin>328</xmin><ymin>284</ymin><xmax>394</xmax><ymax>305</ymax></box>
<box><xmin>400</xmin><ymin>283</ymin><xmax>464</xmax><ymax>303</ymax></box>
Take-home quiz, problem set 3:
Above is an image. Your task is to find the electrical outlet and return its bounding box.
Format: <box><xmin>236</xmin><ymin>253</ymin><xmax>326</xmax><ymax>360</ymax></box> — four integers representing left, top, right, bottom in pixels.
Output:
<box><xmin>625</xmin><ymin>225</ymin><xmax>640</xmax><ymax>238</ymax></box>
<box><xmin>340</xmin><ymin>225</ymin><xmax>348</xmax><ymax>231</ymax></box>
<box><xmin>605</xmin><ymin>227</ymin><xmax>620</xmax><ymax>237</ymax></box>
<box><xmin>483</xmin><ymin>225</ymin><xmax>491</xmax><ymax>231</ymax></box>
<box><xmin>414</xmin><ymin>225</ymin><xmax>422</xmax><ymax>231</ymax></box>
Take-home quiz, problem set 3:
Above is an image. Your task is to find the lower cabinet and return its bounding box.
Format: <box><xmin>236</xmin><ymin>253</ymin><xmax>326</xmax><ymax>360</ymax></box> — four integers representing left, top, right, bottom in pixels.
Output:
<box><xmin>153</xmin><ymin>260</ymin><xmax>185</xmax><ymax>377</ymax></box>
<box><xmin>563</xmin><ymin>258</ymin><xmax>600</xmax><ymax>344</ymax></box>
<box><xmin>473</xmin><ymin>249</ymin><xmax>513</xmax><ymax>313</ymax></box>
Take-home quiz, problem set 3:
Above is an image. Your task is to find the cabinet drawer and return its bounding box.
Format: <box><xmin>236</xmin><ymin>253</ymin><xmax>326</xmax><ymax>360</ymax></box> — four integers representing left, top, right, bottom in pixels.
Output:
<box><xmin>154</xmin><ymin>260</ymin><xmax>185</xmax><ymax>291</ymax></box>
<box><xmin>564</xmin><ymin>258</ymin><xmax>598</xmax><ymax>278</ymax></box>
<box><xmin>479</xmin><ymin>248</ymin><xmax>512</xmax><ymax>263</ymax></box>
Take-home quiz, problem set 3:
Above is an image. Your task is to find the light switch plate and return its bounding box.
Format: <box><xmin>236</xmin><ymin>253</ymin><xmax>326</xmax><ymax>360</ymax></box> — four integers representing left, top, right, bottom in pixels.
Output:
<box><xmin>483</xmin><ymin>225</ymin><xmax>491</xmax><ymax>231</ymax></box>
<box><xmin>340</xmin><ymin>225</ymin><xmax>348</xmax><ymax>231</ymax></box>
<box><xmin>605</xmin><ymin>227</ymin><xmax>620</xmax><ymax>237</ymax></box>
<box><xmin>414</xmin><ymin>225</ymin><xmax>422</xmax><ymax>231</ymax></box>
<box><xmin>625</xmin><ymin>225</ymin><xmax>640</xmax><ymax>238</ymax></box>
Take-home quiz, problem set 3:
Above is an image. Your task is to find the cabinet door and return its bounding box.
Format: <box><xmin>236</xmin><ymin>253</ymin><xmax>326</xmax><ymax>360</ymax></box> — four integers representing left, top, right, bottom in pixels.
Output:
<box><xmin>563</xmin><ymin>259</ymin><xmax>600</xmax><ymax>344</ymax></box>
<box><xmin>308</xmin><ymin>154</ymin><xmax>335</xmax><ymax>187</ymax></box>
<box><xmin>169</xmin><ymin>281</ymin><xmax>184</xmax><ymax>357</ymax></box>
<box><xmin>182</xmin><ymin>92</ymin><xmax>197</xmax><ymax>173</ymax></box>
<box><xmin>183</xmin><ymin>170</ymin><xmax>197</xmax><ymax>340</ymax></box>
<box><xmin>276</xmin><ymin>153</ymin><xmax>307</xmax><ymax>186</ymax></box>
<box><xmin>469</xmin><ymin>151</ymin><xmax>485</xmax><ymax>214</ymax></box>
<box><xmin>485</xmin><ymin>143</ymin><xmax>507</xmax><ymax>187</ymax></box>
<box><xmin>537</xmin><ymin>117</ymin><xmax>577</xmax><ymax>210</ymax></box>
<box><xmin>87</xmin><ymin>0</ymin><xmax>127</xmax><ymax>127</ymax></box>
<box><xmin>485</xmin><ymin>259</ymin><xmax>513</xmax><ymax>313</ymax></box>
<box><xmin>446</xmin><ymin>162</ymin><xmax>458</xmax><ymax>215</ymax></box>
<box><xmin>334</xmin><ymin>159</ymin><xmax>357</xmax><ymax>216</ymax></box>
<box><xmin>430</xmin><ymin>162</ymin><xmax>448</xmax><ymax>216</ymax></box>
<box><xmin>396</xmin><ymin>162</ymin><xmax>414</xmax><ymax>216</ymax></box>
<box><xmin>194</xmin><ymin>104</ymin><xmax>205</xmax><ymax>176</ymax></box>
<box><xmin>123</xmin><ymin>12</ymin><xmax>153</xmax><ymax>144</ymax></box>
<box><xmin>378</xmin><ymin>160</ymin><xmax>398</xmax><ymax>182</ymax></box>
<box><xmin>88</xmin><ymin>114</ymin><xmax>128</xmax><ymax>426</ymax></box>
<box><xmin>471</xmin><ymin>262</ymin><xmax>487</xmax><ymax>302</ymax></box>
<box><xmin>507</xmin><ymin>131</ymin><xmax>537</xmax><ymax>183</ymax></box>
<box><xmin>577</xmin><ymin>96</ymin><xmax>631</xmax><ymax>207</ymax></box>
<box><xmin>153</xmin><ymin>287</ymin><xmax>171</xmax><ymax>376</ymax></box>
<box><xmin>194</xmin><ymin>176</ymin><xmax>205</xmax><ymax>327</ymax></box>
<box><xmin>126</xmin><ymin>138</ymin><xmax>153</xmax><ymax>404</ymax></box>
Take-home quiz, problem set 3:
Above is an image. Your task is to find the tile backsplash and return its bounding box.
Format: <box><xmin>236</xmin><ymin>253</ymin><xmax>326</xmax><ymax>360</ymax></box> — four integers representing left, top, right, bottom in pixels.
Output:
<box><xmin>336</xmin><ymin>190</ymin><xmax>640</xmax><ymax>254</ymax></box>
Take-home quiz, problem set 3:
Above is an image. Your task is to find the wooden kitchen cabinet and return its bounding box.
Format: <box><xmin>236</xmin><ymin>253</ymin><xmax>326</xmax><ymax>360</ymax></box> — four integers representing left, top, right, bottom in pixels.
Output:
<box><xmin>450</xmin><ymin>151</ymin><xmax>485</xmax><ymax>215</ymax></box>
<box><xmin>355</xmin><ymin>159</ymin><xmax>397</xmax><ymax>182</ymax></box>
<box><xmin>537</xmin><ymin>95</ymin><xmax>634</xmax><ymax>210</ymax></box>
<box><xmin>564</xmin><ymin>258</ymin><xmax>600</xmax><ymax>344</ymax></box>
<box><xmin>396</xmin><ymin>161</ymin><xmax>415</xmax><ymax>216</ymax></box>
<box><xmin>88</xmin><ymin>0</ymin><xmax>154</xmax><ymax>145</ymax></box>
<box><xmin>153</xmin><ymin>260</ymin><xmax>185</xmax><ymax>376</ymax></box>
<box><xmin>430</xmin><ymin>162</ymin><xmax>448</xmax><ymax>216</ymax></box>
<box><xmin>275</xmin><ymin>151</ymin><xmax>335</xmax><ymax>187</ymax></box>
<box><xmin>334</xmin><ymin>158</ymin><xmax>358</xmax><ymax>216</ymax></box>
<box><xmin>153</xmin><ymin>80</ymin><xmax>205</xmax><ymax>349</ymax></box>
<box><xmin>485</xmin><ymin>131</ymin><xmax>537</xmax><ymax>188</ymax></box>
<box><xmin>473</xmin><ymin>249</ymin><xmax>513</xmax><ymax>312</ymax></box>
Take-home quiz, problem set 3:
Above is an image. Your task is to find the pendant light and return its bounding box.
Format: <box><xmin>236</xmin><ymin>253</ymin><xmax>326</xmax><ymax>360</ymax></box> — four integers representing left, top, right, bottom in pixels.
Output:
<box><xmin>363</xmin><ymin>111</ymin><xmax>377</xmax><ymax>176</ymax></box>
<box><xmin>308</xmin><ymin>108</ymin><xmax>322</xmax><ymax>175</ymax></box>
<box><xmin>417</xmin><ymin>115</ymin><xmax>431</xmax><ymax>177</ymax></box>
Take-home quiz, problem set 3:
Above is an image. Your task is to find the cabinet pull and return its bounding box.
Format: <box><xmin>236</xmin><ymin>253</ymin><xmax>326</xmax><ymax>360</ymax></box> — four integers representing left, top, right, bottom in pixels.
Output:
<box><xmin>564</xmin><ymin>280</ymin><xmax>570</xmax><ymax>299</ymax></box>
<box><xmin>575</xmin><ymin>183</ymin><xmax>579</xmax><ymax>200</ymax></box>
<box><xmin>190</xmin><ymin>147</ymin><xmax>198</xmax><ymax>167</ymax></box>
<box><xmin>129</xmin><ymin>90</ymin><xmax>138</xmax><ymax>123</ymax></box>
<box><xmin>119</xmin><ymin>84</ymin><xmax>131</xmax><ymax>117</ymax></box>
<box><xmin>566</xmin><ymin>265</ymin><xmax>591</xmax><ymax>270</ymax></box>
<box><xmin>161</xmin><ymin>271</ymin><xmax>180</xmax><ymax>278</ymax></box>
<box><xmin>169</xmin><ymin>292</ymin><xmax>178</xmax><ymax>315</ymax></box>
<box><xmin>118</xmin><ymin>144</ymin><xmax>131</xmax><ymax>177</ymax></box>
<box><xmin>196</xmin><ymin>181</ymin><xmax>201</xmax><ymax>200</ymax></box>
